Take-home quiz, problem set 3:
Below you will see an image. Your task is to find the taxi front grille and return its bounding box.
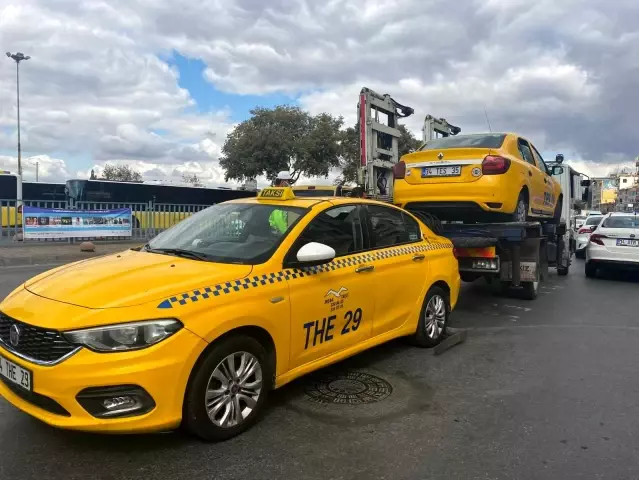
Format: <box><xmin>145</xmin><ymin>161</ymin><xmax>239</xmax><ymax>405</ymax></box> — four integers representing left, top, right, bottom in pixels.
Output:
<box><xmin>0</xmin><ymin>312</ymin><xmax>79</xmax><ymax>365</ymax></box>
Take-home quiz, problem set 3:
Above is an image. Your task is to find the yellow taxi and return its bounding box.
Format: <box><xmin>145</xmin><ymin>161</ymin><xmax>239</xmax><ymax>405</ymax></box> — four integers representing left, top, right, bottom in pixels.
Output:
<box><xmin>392</xmin><ymin>133</ymin><xmax>563</xmax><ymax>223</ymax></box>
<box><xmin>0</xmin><ymin>187</ymin><xmax>460</xmax><ymax>441</ymax></box>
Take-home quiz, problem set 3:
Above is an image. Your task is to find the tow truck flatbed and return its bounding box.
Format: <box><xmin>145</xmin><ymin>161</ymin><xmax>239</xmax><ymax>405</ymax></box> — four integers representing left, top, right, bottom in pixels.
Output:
<box><xmin>408</xmin><ymin>214</ymin><xmax>568</xmax><ymax>300</ymax></box>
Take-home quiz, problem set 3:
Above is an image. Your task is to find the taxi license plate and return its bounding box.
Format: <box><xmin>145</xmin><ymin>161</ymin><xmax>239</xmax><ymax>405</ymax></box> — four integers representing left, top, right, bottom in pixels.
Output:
<box><xmin>422</xmin><ymin>165</ymin><xmax>461</xmax><ymax>177</ymax></box>
<box><xmin>0</xmin><ymin>354</ymin><xmax>32</xmax><ymax>392</ymax></box>
<box><xmin>616</xmin><ymin>239</ymin><xmax>639</xmax><ymax>247</ymax></box>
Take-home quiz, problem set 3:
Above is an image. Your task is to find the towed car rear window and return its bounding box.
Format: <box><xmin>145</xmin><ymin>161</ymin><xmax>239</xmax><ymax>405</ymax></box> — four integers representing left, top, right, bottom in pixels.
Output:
<box><xmin>420</xmin><ymin>133</ymin><xmax>507</xmax><ymax>151</ymax></box>
<box><xmin>585</xmin><ymin>216</ymin><xmax>603</xmax><ymax>225</ymax></box>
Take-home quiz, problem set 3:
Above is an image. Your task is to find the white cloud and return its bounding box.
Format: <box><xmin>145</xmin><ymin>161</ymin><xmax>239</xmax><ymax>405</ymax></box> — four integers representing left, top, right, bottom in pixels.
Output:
<box><xmin>1</xmin><ymin>0</ymin><xmax>638</xmax><ymax>187</ymax></box>
<box><xmin>0</xmin><ymin>154</ymin><xmax>70</xmax><ymax>183</ymax></box>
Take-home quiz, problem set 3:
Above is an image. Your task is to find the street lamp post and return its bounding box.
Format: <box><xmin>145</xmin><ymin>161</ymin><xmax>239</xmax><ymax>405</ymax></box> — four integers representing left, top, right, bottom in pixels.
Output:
<box><xmin>6</xmin><ymin>52</ymin><xmax>30</xmax><ymax>177</ymax></box>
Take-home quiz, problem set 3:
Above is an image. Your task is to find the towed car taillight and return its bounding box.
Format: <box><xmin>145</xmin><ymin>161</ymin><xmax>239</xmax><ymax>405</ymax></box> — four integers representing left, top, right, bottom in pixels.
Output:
<box><xmin>589</xmin><ymin>234</ymin><xmax>607</xmax><ymax>246</ymax></box>
<box><xmin>578</xmin><ymin>227</ymin><xmax>593</xmax><ymax>234</ymax></box>
<box><xmin>392</xmin><ymin>161</ymin><xmax>406</xmax><ymax>179</ymax></box>
<box><xmin>482</xmin><ymin>155</ymin><xmax>511</xmax><ymax>175</ymax></box>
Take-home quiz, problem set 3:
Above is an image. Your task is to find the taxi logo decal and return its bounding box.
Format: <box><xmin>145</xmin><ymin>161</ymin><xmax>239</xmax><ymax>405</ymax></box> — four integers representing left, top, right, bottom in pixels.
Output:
<box><xmin>325</xmin><ymin>287</ymin><xmax>348</xmax><ymax>298</ymax></box>
<box><xmin>157</xmin><ymin>241</ymin><xmax>452</xmax><ymax>309</ymax></box>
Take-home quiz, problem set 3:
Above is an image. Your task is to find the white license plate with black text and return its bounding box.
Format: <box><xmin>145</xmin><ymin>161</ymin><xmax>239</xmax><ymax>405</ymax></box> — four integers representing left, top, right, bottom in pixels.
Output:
<box><xmin>0</xmin><ymin>354</ymin><xmax>32</xmax><ymax>391</ymax></box>
<box><xmin>421</xmin><ymin>165</ymin><xmax>461</xmax><ymax>177</ymax></box>
<box><xmin>616</xmin><ymin>239</ymin><xmax>639</xmax><ymax>247</ymax></box>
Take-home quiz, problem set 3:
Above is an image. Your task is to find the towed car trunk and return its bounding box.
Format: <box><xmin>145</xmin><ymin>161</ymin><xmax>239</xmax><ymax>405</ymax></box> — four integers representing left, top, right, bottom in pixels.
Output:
<box><xmin>24</xmin><ymin>249</ymin><xmax>253</xmax><ymax>309</ymax></box>
<box><xmin>402</xmin><ymin>148</ymin><xmax>492</xmax><ymax>185</ymax></box>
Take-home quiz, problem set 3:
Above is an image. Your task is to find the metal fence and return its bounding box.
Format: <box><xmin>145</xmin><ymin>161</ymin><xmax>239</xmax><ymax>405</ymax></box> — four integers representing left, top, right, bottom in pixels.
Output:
<box><xmin>0</xmin><ymin>198</ymin><xmax>209</xmax><ymax>244</ymax></box>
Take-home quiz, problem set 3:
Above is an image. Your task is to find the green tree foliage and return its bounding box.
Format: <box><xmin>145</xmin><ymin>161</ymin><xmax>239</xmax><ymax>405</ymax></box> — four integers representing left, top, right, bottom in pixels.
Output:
<box><xmin>397</xmin><ymin>124</ymin><xmax>422</xmax><ymax>156</ymax></box>
<box><xmin>101</xmin><ymin>164</ymin><xmax>143</xmax><ymax>182</ymax></box>
<box><xmin>220</xmin><ymin>106</ymin><xmax>344</xmax><ymax>184</ymax></box>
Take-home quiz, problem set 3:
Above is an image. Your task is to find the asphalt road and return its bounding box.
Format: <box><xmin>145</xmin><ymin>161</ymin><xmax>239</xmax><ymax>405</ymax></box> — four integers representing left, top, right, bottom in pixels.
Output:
<box><xmin>1</xmin><ymin>261</ymin><xmax>639</xmax><ymax>480</ymax></box>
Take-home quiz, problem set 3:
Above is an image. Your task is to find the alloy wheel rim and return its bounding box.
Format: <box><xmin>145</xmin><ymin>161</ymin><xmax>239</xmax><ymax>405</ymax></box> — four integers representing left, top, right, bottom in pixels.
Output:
<box><xmin>205</xmin><ymin>351</ymin><xmax>263</xmax><ymax>428</ymax></box>
<box><xmin>516</xmin><ymin>200</ymin><xmax>527</xmax><ymax>222</ymax></box>
<box><xmin>425</xmin><ymin>295</ymin><xmax>446</xmax><ymax>339</ymax></box>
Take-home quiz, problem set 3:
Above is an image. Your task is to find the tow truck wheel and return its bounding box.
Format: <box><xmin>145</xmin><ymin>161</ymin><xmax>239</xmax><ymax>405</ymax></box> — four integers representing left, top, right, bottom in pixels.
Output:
<box><xmin>412</xmin><ymin>286</ymin><xmax>449</xmax><ymax>348</ymax></box>
<box><xmin>520</xmin><ymin>280</ymin><xmax>539</xmax><ymax>300</ymax></box>
<box><xmin>183</xmin><ymin>335</ymin><xmax>272</xmax><ymax>442</ymax></box>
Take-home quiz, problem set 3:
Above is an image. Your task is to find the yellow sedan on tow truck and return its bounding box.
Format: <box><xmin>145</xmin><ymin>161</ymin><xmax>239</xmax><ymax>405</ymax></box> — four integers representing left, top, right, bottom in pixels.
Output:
<box><xmin>393</xmin><ymin>132</ymin><xmax>563</xmax><ymax>223</ymax></box>
<box><xmin>0</xmin><ymin>187</ymin><xmax>459</xmax><ymax>441</ymax></box>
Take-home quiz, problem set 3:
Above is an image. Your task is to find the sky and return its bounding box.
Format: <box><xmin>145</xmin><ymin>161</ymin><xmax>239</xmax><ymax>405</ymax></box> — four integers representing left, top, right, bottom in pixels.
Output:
<box><xmin>1</xmin><ymin>0</ymin><xmax>639</xmax><ymax>188</ymax></box>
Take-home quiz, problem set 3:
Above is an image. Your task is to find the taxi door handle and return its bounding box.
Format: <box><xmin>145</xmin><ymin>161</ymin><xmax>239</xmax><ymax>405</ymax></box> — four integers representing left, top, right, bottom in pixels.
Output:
<box><xmin>528</xmin><ymin>170</ymin><xmax>533</xmax><ymax>177</ymax></box>
<box><xmin>412</xmin><ymin>254</ymin><xmax>426</xmax><ymax>261</ymax></box>
<box><xmin>355</xmin><ymin>265</ymin><xmax>374</xmax><ymax>273</ymax></box>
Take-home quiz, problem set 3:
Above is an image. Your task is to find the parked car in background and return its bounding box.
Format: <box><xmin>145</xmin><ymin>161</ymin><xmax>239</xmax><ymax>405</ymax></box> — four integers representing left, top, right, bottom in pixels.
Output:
<box><xmin>575</xmin><ymin>215</ymin><xmax>603</xmax><ymax>258</ymax></box>
<box><xmin>585</xmin><ymin>213</ymin><xmax>639</xmax><ymax>277</ymax></box>
<box><xmin>575</xmin><ymin>215</ymin><xmax>587</xmax><ymax>231</ymax></box>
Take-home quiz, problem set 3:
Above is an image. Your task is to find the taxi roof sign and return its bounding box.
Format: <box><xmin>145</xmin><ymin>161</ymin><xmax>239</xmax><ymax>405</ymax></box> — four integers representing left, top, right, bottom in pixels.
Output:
<box><xmin>257</xmin><ymin>187</ymin><xmax>296</xmax><ymax>201</ymax></box>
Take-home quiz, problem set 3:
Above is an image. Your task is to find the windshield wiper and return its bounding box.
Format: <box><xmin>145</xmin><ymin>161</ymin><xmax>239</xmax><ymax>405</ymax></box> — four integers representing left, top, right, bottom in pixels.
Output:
<box><xmin>143</xmin><ymin>247</ymin><xmax>213</xmax><ymax>262</ymax></box>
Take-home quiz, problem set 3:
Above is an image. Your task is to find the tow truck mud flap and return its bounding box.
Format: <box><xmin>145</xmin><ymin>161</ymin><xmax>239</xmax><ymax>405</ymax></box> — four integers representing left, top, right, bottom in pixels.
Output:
<box><xmin>500</xmin><ymin>261</ymin><xmax>538</xmax><ymax>282</ymax></box>
<box><xmin>499</xmin><ymin>237</ymin><xmax>541</xmax><ymax>284</ymax></box>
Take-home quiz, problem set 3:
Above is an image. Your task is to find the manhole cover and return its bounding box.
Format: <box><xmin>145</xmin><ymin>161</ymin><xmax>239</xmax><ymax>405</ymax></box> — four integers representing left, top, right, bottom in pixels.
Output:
<box><xmin>304</xmin><ymin>371</ymin><xmax>393</xmax><ymax>405</ymax></box>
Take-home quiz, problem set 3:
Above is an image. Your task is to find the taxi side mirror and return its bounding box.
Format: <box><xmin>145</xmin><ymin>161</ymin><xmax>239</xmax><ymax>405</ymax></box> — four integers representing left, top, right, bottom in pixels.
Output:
<box><xmin>296</xmin><ymin>242</ymin><xmax>335</xmax><ymax>266</ymax></box>
<box><xmin>550</xmin><ymin>166</ymin><xmax>564</xmax><ymax>176</ymax></box>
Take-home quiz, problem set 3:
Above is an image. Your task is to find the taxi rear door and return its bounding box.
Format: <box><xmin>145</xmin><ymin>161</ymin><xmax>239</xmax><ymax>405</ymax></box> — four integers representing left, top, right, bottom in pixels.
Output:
<box><xmin>285</xmin><ymin>205</ymin><xmax>375</xmax><ymax>370</ymax></box>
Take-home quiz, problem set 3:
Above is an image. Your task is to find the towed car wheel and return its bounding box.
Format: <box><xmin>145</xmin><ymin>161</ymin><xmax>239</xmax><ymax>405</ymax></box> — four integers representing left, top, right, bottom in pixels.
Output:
<box><xmin>184</xmin><ymin>335</ymin><xmax>272</xmax><ymax>442</ymax></box>
<box><xmin>513</xmin><ymin>193</ymin><xmax>528</xmax><ymax>222</ymax></box>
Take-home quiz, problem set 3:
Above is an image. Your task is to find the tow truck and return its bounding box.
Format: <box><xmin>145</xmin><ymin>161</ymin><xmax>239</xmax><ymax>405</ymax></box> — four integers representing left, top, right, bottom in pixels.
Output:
<box><xmin>356</xmin><ymin>87</ymin><xmax>582</xmax><ymax>300</ymax></box>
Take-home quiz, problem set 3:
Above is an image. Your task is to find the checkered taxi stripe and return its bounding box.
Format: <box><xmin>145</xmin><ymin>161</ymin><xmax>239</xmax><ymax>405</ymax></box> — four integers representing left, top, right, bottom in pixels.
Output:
<box><xmin>157</xmin><ymin>241</ymin><xmax>452</xmax><ymax>309</ymax></box>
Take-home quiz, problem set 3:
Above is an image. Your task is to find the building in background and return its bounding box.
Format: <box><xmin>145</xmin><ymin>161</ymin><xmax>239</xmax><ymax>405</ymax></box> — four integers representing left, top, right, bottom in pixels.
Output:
<box><xmin>617</xmin><ymin>184</ymin><xmax>639</xmax><ymax>212</ymax></box>
<box><xmin>590</xmin><ymin>177</ymin><xmax>618</xmax><ymax>211</ymax></box>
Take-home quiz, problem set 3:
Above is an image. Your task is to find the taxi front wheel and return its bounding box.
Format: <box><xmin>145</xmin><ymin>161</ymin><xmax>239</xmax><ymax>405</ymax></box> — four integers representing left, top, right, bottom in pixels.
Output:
<box><xmin>412</xmin><ymin>286</ymin><xmax>449</xmax><ymax>348</ymax></box>
<box><xmin>183</xmin><ymin>335</ymin><xmax>273</xmax><ymax>442</ymax></box>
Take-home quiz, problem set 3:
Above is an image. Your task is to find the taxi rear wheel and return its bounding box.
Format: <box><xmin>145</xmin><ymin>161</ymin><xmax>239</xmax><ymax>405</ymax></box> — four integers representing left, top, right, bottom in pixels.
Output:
<box><xmin>511</xmin><ymin>192</ymin><xmax>528</xmax><ymax>222</ymax></box>
<box><xmin>412</xmin><ymin>286</ymin><xmax>449</xmax><ymax>348</ymax></box>
<box><xmin>183</xmin><ymin>335</ymin><xmax>272</xmax><ymax>442</ymax></box>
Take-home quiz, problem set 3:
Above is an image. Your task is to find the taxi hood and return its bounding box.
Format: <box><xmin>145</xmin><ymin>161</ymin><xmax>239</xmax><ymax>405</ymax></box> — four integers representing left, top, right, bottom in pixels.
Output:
<box><xmin>24</xmin><ymin>249</ymin><xmax>253</xmax><ymax>309</ymax></box>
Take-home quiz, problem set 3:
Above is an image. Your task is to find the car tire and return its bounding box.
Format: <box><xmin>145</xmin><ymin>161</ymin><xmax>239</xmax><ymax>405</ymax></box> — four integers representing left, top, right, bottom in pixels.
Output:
<box><xmin>412</xmin><ymin>286</ymin><xmax>449</xmax><ymax>348</ymax></box>
<box><xmin>585</xmin><ymin>262</ymin><xmax>597</xmax><ymax>278</ymax></box>
<box><xmin>511</xmin><ymin>192</ymin><xmax>528</xmax><ymax>222</ymax></box>
<box><xmin>183</xmin><ymin>335</ymin><xmax>272</xmax><ymax>442</ymax></box>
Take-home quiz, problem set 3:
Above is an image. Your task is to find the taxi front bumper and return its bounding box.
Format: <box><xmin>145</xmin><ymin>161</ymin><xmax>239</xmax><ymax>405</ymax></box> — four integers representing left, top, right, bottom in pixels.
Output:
<box><xmin>0</xmin><ymin>328</ymin><xmax>207</xmax><ymax>433</ymax></box>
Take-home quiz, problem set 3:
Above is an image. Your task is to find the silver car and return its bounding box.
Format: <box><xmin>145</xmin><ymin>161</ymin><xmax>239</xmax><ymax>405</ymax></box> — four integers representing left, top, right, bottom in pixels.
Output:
<box><xmin>575</xmin><ymin>215</ymin><xmax>603</xmax><ymax>258</ymax></box>
<box><xmin>585</xmin><ymin>213</ymin><xmax>639</xmax><ymax>277</ymax></box>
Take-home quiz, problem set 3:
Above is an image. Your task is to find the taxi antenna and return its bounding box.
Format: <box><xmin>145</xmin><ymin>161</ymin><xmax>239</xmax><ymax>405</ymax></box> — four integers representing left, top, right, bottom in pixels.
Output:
<box><xmin>484</xmin><ymin>108</ymin><xmax>493</xmax><ymax>133</ymax></box>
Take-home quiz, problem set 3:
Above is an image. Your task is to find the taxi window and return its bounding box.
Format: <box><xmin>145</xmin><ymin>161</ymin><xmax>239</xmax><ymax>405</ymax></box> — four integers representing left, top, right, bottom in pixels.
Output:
<box><xmin>367</xmin><ymin>205</ymin><xmax>420</xmax><ymax>248</ymax></box>
<box><xmin>293</xmin><ymin>189</ymin><xmax>334</xmax><ymax>197</ymax></box>
<box><xmin>146</xmin><ymin>202</ymin><xmax>306</xmax><ymax>264</ymax></box>
<box><xmin>518</xmin><ymin>139</ymin><xmax>536</xmax><ymax>166</ymax></box>
<box><xmin>293</xmin><ymin>205</ymin><xmax>364</xmax><ymax>257</ymax></box>
<box><xmin>420</xmin><ymin>134</ymin><xmax>506</xmax><ymax>151</ymax></box>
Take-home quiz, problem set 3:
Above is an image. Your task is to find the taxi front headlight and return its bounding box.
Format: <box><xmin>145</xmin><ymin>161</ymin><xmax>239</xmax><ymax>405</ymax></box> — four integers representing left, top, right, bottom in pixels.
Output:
<box><xmin>63</xmin><ymin>319</ymin><xmax>183</xmax><ymax>352</ymax></box>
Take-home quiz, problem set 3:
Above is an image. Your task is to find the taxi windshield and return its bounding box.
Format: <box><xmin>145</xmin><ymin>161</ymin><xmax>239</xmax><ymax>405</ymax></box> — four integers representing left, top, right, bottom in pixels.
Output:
<box><xmin>145</xmin><ymin>202</ymin><xmax>307</xmax><ymax>264</ymax></box>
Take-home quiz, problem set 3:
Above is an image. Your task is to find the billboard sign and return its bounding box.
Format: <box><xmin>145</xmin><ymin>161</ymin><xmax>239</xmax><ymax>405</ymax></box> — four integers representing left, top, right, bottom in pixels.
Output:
<box><xmin>23</xmin><ymin>207</ymin><xmax>132</xmax><ymax>239</ymax></box>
